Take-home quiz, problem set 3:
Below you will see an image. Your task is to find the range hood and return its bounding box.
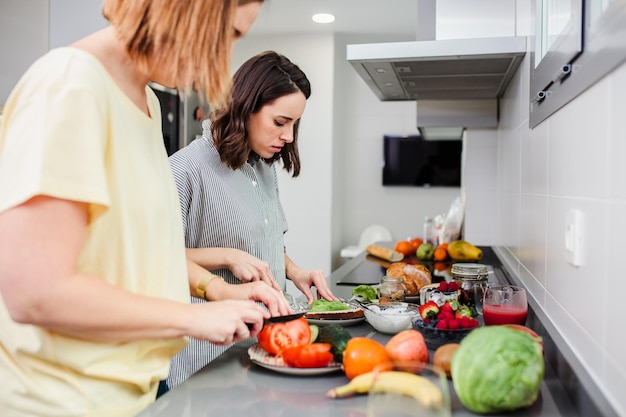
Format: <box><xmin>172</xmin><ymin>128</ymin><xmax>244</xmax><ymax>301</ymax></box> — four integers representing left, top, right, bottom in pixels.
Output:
<box><xmin>346</xmin><ymin>36</ymin><xmax>526</xmax><ymax>102</ymax></box>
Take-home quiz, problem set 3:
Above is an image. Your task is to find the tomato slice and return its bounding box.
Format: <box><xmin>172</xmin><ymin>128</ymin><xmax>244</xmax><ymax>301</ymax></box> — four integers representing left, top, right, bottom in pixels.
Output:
<box><xmin>280</xmin><ymin>343</ymin><xmax>334</xmax><ymax>368</ymax></box>
<box><xmin>257</xmin><ymin>317</ymin><xmax>311</xmax><ymax>356</ymax></box>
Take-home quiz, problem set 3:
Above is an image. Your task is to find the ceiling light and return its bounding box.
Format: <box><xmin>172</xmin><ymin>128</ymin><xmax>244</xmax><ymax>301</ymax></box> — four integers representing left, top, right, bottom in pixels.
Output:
<box><xmin>312</xmin><ymin>13</ymin><xmax>335</xmax><ymax>24</ymax></box>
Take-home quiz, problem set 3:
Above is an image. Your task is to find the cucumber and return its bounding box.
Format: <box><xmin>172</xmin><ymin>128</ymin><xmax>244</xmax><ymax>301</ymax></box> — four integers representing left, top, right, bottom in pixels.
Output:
<box><xmin>318</xmin><ymin>324</ymin><xmax>352</xmax><ymax>362</ymax></box>
<box><xmin>309</xmin><ymin>324</ymin><xmax>320</xmax><ymax>343</ymax></box>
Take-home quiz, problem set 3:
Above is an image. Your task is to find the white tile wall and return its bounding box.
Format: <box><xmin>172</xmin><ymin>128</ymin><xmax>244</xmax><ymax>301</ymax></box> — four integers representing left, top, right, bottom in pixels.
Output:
<box><xmin>496</xmin><ymin>31</ymin><xmax>626</xmax><ymax>417</ymax></box>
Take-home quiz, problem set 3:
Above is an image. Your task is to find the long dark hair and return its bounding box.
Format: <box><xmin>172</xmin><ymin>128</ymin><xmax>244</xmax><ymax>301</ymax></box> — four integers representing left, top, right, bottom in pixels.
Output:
<box><xmin>210</xmin><ymin>51</ymin><xmax>311</xmax><ymax>177</ymax></box>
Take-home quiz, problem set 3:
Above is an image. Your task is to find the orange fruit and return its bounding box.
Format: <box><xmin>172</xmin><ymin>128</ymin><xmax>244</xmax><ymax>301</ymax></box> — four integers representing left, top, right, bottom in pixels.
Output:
<box><xmin>342</xmin><ymin>337</ymin><xmax>393</xmax><ymax>380</ymax></box>
<box><xmin>434</xmin><ymin>247</ymin><xmax>448</xmax><ymax>261</ymax></box>
<box><xmin>434</xmin><ymin>262</ymin><xmax>448</xmax><ymax>272</ymax></box>
<box><xmin>394</xmin><ymin>241</ymin><xmax>414</xmax><ymax>256</ymax></box>
<box><xmin>437</xmin><ymin>242</ymin><xmax>449</xmax><ymax>250</ymax></box>
<box><xmin>409</xmin><ymin>237</ymin><xmax>423</xmax><ymax>252</ymax></box>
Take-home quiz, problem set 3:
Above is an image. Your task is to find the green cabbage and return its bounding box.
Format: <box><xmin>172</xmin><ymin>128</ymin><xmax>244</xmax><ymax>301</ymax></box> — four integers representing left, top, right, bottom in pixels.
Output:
<box><xmin>451</xmin><ymin>326</ymin><xmax>544</xmax><ymax>414</ymax></box>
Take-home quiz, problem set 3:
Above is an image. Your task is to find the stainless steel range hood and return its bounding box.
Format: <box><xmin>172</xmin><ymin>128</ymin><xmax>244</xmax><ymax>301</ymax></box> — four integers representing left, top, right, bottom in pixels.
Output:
<box><xmin>346</xmin><ymin>36</ymin><xmax>526</xmax><ymax>102</ymax></box>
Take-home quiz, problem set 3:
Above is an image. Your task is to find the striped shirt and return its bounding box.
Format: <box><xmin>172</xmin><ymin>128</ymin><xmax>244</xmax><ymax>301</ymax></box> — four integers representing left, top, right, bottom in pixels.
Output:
<box><xmin>166</xmin><ymin>120</ymin><xmax>288</xmax><ymax>388</ymax></box>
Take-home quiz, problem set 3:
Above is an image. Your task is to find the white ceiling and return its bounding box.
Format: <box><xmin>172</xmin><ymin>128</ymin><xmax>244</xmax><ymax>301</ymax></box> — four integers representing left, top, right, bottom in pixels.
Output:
<box><xmin>248</xmin><ymin>0</ymin><xmax>418</xmax><ymax>37</ymax></box>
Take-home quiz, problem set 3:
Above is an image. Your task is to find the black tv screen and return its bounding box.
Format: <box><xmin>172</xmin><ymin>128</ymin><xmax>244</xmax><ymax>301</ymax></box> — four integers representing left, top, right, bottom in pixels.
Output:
<box><xmin>382</xmin><ymin>135</ymin><xmax>462</xmax><ymax>187</ymax></box>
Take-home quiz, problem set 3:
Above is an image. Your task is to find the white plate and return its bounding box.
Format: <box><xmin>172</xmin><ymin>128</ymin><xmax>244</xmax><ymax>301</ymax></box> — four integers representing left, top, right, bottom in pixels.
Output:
<box><xmin>305</xmin><ymin>316</ymin><xmax>365</xmax><ymax>326</ymax></box>
<box><xmin>247</xmin><ymin>344</ymin><xmax>342</xmax><ymax>376</ymax></box>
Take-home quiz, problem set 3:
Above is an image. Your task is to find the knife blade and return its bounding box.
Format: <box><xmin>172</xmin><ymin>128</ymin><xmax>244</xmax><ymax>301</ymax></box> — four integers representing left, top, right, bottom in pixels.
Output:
<box><xmin>265</xmin><ymin>311</ymin><xmax>306</xmax><ymax>324</ymax></box>
<box><xmin>246</xmin><ymin>311</ymin><xmax>307</xmax><ymax>331</ymax></box>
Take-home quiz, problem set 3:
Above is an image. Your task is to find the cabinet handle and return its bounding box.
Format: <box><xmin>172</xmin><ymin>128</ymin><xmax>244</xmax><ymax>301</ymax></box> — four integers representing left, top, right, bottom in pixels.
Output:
<box><xmin>553</xmin><ymin>64</ymin><xmax>572</xmax><ymax>83</ymax></box>
<box><xmin>531</xmin><ymin>90</ymin><xmax>549</xmax><ymax>104</ymax></box>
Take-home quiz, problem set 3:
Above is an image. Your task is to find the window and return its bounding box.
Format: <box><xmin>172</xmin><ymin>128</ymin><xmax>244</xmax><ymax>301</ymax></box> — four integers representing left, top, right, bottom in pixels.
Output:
<box><xmin>530</xmin><ymin>0</ymin><xmax>626</xmax><ymax>127</ymax></box>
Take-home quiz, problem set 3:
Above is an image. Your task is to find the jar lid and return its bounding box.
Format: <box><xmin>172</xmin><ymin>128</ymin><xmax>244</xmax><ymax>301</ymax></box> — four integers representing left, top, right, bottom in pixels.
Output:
<box><xmin>382</xmin><ymin>275</ymin><xmax>403</xmax><ymax>282</ymax></box>
<box><xmin>451</xmin><ymin>263</ymin><xmax>489</xmax><ymax>278</ymax></box>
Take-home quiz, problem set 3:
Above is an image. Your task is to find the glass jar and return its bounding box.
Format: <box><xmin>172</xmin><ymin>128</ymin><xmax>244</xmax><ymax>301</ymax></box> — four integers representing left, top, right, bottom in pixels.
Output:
<box><xmin>451</xmin><ymin>263</ymin><xmax>489</xmax><ymax>309</ymax></box>
<box><xmin>379</xmin><ymin>276</ymin><xmax>407</xmax><ymax>302</ymax></box>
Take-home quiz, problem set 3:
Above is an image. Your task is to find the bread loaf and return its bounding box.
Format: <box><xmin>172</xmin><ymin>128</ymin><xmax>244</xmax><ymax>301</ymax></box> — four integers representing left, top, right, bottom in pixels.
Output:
<box><xmin>305</xmin><ymin>309</ymin><xmax>365</xmax><ymax>321</ymax></box>
<box><xmin>366</xmin><ymin>245</ymin><xmax>404</xmax><ymax>262</ymax></box>
<box><xmin>386</xmin><ymin>262</ymin><xmax>432</xmax><ymax>296</ymax></box>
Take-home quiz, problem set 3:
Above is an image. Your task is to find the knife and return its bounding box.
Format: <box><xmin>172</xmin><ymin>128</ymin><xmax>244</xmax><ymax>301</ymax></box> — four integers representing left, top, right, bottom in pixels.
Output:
<box><xmin>246</xmin><ymin>312</ymin><xmax>307</xmax><ymax>330</ymax></box>
<box><xmin>265</xmin><ymin>311</ymin><xmax>306</xmax><ymax>324</ymax></box>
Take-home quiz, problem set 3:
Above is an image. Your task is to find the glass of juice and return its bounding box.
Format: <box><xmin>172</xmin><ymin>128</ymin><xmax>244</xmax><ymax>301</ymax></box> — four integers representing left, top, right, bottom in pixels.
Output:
<box><xmin>482</xmin><ymin>285</ymin><xmax>528</xmax><ymax>326</ymax></box>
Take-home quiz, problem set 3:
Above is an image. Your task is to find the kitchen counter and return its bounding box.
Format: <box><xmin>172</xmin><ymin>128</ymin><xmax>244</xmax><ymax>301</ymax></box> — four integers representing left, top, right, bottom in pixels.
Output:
<box><xmin>135</xmin><ymin>247</ymin><xmax>610</xmax><ymax>417</ymax></box>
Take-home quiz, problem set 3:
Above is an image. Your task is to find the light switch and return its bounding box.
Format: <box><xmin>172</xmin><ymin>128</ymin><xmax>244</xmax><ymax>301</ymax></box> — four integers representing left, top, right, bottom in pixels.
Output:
<box><xmin>564</xmin><ymin>210</ymin><xmax>584</xmax><ymax>267</ymax></box>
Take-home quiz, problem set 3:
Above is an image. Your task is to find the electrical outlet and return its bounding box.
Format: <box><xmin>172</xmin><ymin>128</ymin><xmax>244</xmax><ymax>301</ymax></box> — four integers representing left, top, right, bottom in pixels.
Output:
<box><xmin>564</xmin><ymin>210</ymin><xmax>584</xmax><ymax>267</ymax></box>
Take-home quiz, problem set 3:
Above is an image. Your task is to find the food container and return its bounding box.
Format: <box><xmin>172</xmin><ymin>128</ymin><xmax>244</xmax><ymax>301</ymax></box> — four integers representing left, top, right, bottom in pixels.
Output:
<box><xmin>419</xmin><ymin>282</ymin><xmax>460</xmax><ymax>305</ymax></box>
<box><xmin>363</xmin><ymin>302</ymin><xmax>420</xmax><ymax>334</ymax></box>
<box><xmin>412</xmin><ymin>318</ymin><xmax>480</xmax><ymax>350</ymax></box>
<box><xmin>379</xmin><ymin>275</ymin><xmax>407</xmax><ymax>302</ymax></box>
<box><xmin>451</xmin><ymin>263</ymin><xmax>489</xmax><ymax>309</ymax></box>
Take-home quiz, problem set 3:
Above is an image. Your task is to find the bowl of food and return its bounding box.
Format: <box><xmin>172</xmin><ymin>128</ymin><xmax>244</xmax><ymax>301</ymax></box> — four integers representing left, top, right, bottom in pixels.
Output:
<box><xmin>362</xmin><ymin>302</ymin><xmax>420</xmax><ymax>334</ymax></box>
<box><xmin>412</xmin><ymin>299</ymin><xmax>481</xmax><ymax>350</ymax></box>
<box><xmin>412</xmin><ymin>319</ymin><xmax>479</xmax><ymax>350</ymax></box>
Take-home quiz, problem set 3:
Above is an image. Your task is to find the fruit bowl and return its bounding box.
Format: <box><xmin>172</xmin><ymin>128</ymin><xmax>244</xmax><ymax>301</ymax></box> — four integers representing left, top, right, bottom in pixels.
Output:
<box><xmin>362</xmin><ymin>302</ymin><xmax>420</xmax><ymax>334</ymax></box>
<box><xmin>412</xmin><ymin>318</ymin><xmax>480</xmax><ymax>350</ymax></box>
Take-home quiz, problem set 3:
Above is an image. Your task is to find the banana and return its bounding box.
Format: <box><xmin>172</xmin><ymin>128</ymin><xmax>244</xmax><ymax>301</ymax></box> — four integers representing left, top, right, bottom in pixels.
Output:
<box><xmin>447</xmin><ymin>240</ymin><xmax>483</xmax><ymax>261</ymax></box>
<box><xmin>327</xmin><ymin>371</ymin><xmax>443</xmax><ymax>409</ymax></box>
<box><xmin>326</xmin><ymin>371</ymin><xmax>376</xmax><ymax>398</ymax></box>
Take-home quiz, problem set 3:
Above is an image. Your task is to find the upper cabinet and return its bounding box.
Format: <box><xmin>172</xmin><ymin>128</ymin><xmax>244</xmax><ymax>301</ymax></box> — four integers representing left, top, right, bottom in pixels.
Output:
<box><xmin>530</xmin><ymin>0</ymin><xmax>626</xmax><ymax>127</ymax></box>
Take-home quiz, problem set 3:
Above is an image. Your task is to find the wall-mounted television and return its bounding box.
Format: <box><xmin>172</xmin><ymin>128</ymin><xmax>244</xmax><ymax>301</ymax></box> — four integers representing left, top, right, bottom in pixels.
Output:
<box><xmin>382</xmin><ymin>135</ymin><xmax>462</xmax><ymax>187</ymax></box>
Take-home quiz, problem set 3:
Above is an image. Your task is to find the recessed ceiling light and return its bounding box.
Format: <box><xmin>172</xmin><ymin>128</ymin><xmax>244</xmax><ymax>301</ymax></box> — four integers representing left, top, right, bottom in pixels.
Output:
<box><xmin>312</xmin><ymin>13</ymin><xmax>335</xmax><ymax>24</ymax></box>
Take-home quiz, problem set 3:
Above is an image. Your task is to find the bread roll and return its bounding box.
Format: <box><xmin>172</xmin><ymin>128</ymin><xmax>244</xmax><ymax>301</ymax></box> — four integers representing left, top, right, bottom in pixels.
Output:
<box><xmin>366</xmin><ymin>245</ymin><xmax>404</xmax><ymax>262</ymax></box>
<box><xmin>386</xmin><ymin>262</ymin><xmax>432</xmax><ymax>296</ymax></box>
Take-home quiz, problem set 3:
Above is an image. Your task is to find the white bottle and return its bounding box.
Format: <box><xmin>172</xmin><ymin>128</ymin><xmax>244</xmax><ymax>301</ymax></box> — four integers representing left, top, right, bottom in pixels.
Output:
<box><xmin>423</xmin><ymin>216</ymin><xmax>437</xmax><ymax>246</ymax></box>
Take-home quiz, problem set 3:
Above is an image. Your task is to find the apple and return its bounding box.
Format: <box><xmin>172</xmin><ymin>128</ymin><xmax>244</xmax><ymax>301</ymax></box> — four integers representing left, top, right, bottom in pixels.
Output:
<box><xmin>385</xmin><ymin>329</ymin><xmax>429</xmax><ymax>372</ymax></box>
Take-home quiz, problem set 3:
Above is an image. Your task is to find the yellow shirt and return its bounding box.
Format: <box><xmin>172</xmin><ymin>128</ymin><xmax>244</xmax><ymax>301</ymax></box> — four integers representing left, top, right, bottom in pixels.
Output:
<box><xmin>0</xmin><ymin>48</ymin><xmax>189</xmax><ymax>417</ymax></box>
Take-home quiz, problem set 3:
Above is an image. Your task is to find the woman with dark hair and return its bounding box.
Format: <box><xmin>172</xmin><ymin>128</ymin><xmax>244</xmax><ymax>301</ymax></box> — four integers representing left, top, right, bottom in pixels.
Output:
<box><xmin>0</xmin><ymin>1</ymin><xmax>267</xmax><ymax>416</ymax></box>
<box><xmin>167</xmin><ymin>51</ymin><xmax>338</xmax><ymax>388</ymax></box>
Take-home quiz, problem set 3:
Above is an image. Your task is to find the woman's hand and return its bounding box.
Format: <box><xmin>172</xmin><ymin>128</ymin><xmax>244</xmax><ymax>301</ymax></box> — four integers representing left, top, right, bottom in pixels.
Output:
<box><xmin>284</xmin><ymin>255</ymin><xmax>339</xmax><ymax>304</ymax></box>
<box><xmin>225</xmin><ymin>249</ymin><xmax>282</xmax><ymax>291</ymax></box>
<box><xmin>186</xmin><ymin>247</ymin><xmax>281</xmax><ymax>291</ymax></box>
<box><xmin>209</xmin><ymin>279</ymin><xmax>291</xmax><ymax>317</ymax></box>
<box><xmin>189</xmin><ymin>300</ymin><xmax>269</xmax><ymax>344</ymax></box>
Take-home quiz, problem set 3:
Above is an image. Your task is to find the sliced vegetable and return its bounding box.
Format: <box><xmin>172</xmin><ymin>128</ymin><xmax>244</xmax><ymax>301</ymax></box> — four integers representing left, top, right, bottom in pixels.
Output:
<box><xmin>280</xmin><ymin>343</ymin><xmax>334</xmax><ymax>368</ymax></box>
<box><xmin>309</xmin><ymin>324</ymin><xmax>320</xmax><ymax>343</ymax></box>
<box><xmin>257</xmin><ymin>317</ymin><xmax>311</xmax><ymax>356</ymax></box>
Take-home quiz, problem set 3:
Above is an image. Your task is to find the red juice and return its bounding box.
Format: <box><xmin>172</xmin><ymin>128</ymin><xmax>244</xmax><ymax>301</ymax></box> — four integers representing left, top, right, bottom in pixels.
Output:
<box><xmin>483</xmin><ymin>303</ymin><xmax>528</xmax><ymax>326</ymax></box>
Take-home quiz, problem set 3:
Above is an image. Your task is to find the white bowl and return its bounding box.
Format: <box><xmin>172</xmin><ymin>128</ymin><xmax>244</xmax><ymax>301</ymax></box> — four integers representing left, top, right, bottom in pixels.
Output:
<box><xmin>363</xmin><ymin>302</ymin><xmax>420</xmax><ymax>334</ymax></box>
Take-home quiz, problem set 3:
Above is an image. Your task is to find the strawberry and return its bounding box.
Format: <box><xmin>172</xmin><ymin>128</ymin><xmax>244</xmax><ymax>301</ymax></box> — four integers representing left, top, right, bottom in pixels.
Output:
<box><xmin>418</xmin><ymin>301</ymin><xmax>439</xmax><ymax>320</ymax></box>
<box><xmin>435</xmin><ymin>320</ymin><xmax>448</xmax><ymax>330</ymax></box>
<box><xmin>441</xmin><ymin>300</ymin><xmax>459</xmax><ymax>312</ymax></box>
<box><xmin>455</xmin><ymin>305</ymin><xmax>473</xmax><ymax>319</ymax></box>
<box><xmin>458</xmin><ymin>316</ymin><xmax>471</xmax><ymax>329</ymax></box>
<box><xmin>468</xmin><ymin>318</ymin><xmax>480</xmax><ymax>328</ymax></box>
<box><xmin>438</xmin><ymin>311</ymin><xmax>455</xmax><ymax>320</ymax></box>
<box><xmin>447</xmin><ymin>319</ymin><xmax>460</xmax><ymax>330</ymax></box>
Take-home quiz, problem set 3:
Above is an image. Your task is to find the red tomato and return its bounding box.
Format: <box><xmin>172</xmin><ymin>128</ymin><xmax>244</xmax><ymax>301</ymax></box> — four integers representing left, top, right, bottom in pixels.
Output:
<box><xmin>280</xmin><ymin>343</ymin><xmax>334</xmax><ymax>368</ymax></box>
<box><xmin>257</xmin><ymin>317</ymin><xmax>311</xmax><ymax>355</ymax></box>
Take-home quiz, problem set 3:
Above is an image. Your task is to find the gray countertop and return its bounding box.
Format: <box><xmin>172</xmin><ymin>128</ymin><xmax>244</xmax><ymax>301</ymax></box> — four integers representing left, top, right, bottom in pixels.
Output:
<box><xmin>135</xmin><ymin>247</ymin><xmax>598</xmax><ymax>417</ymax></box>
